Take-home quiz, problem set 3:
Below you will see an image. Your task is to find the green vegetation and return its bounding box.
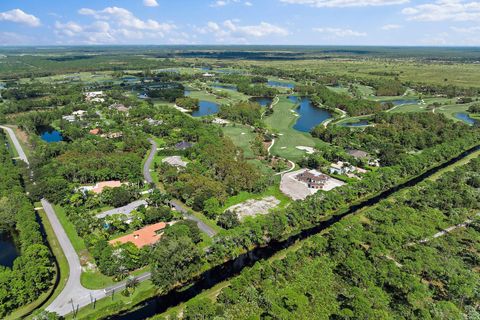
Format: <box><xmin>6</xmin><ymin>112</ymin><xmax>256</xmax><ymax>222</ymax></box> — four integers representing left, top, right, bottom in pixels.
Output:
<box><xmin>156</xmin><ymin>158</ymin><xmax>480</xmax><ymax>320</ymax></box>
<box><xmin>0</xmin><ymin>132</ymin><xmax>54</xmax><ymax>318</ymax></box>
<box><xmin>264</xmin><ymin>96</ymin><xmax>321</xmax><ymax>162</ymax></box>
<box><xmin>2</xmin><ymin>47</ymin><xmax>480</xmax><ymax>319</ymax></box>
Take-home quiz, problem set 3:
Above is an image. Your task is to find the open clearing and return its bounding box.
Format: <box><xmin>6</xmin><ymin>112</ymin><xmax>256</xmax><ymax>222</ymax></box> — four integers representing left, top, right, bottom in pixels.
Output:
<box><xmin>280</xmin><ymin>169</ymin><xmax>345</xmax><ymax>200</ymax></box>
<box><xmin>225</xmin><ymin>196</ymin><xmax>280</xmax><ymax>220</ymax></box>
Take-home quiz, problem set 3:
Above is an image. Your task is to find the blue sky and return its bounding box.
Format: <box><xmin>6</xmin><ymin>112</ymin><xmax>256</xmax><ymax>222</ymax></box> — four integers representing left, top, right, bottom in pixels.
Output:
<box><xmin>0</xmin><ymin>0</ymin><xmax>479</xmax><ymax>46</ymax></box>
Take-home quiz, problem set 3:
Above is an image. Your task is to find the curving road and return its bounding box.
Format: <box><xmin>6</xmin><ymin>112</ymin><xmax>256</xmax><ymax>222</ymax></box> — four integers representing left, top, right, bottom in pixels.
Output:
<box><xmin>143</xmin><ymin>138</ymin><xmax>217</xmax><ymax>237</ymax></box>
<box><xmin>1</xmin><ymin>126</ymin><xmax>151</xmax><ymax>316</ymax></box>
<box><xmin>143</xmin><ymin>138</ymin><xmax>157</xmax><ymax>184</ymax></box>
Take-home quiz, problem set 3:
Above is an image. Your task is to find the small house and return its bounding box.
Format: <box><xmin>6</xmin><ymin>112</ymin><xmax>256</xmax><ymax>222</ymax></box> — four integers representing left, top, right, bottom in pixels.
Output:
<box><xmin>175</xmin><ymin>141</ymin><xmax>192</xmax><ymax>150</ymax></box>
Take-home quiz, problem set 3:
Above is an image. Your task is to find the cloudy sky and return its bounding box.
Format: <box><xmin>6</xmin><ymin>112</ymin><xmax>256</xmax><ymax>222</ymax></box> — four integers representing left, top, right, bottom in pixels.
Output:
<box><xmin>0</xmin><ymin>0</ymin><xmax>479</xmax><ymax>46</ymax></box>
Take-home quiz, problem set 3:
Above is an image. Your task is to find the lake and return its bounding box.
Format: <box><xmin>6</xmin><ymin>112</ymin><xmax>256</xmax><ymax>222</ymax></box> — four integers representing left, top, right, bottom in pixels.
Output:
<box><xmin>250</xmin><ymin>97</ymin><xmax>273</xmax><ymax>107</ymax></box>
<box><xmin>0</xmin><ymin>232</ymin><xmax>19</xmax><ymax>268</ymax></box>
<box><xmin>455</xmin><ymin>113</ymin><xmax>479</xmax><ymax>126</ymax></box>
<box><xmin>268</xmin><ymin>80</ymin><xmax>295</xmax><ymax>89</ymax></box>
<box><xmin>37</xmin><ymin>125</ymin><xmax>64</xmax><ymax>143</ymax></box>
<box><xmin>191</xmin><ymin>101</ymin><xmax>219</xmax><ymax>117</ymax></box>
<box><xmin>288</xmin><ymin>96</ymin><xmax>333</xmax><ymax>132</ymax></box>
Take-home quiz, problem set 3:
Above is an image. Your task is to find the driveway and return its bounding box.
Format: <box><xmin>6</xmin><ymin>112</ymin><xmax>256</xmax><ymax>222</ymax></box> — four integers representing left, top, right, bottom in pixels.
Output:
<box><xmin>170</xmin><ymin>200</ymin><xmax>217</xmax><ymax>237</ymax></box>
<box><xmin>96</xmin><ymin>200</ymin><xmax>148</xmax><ymax>219</ymax></box>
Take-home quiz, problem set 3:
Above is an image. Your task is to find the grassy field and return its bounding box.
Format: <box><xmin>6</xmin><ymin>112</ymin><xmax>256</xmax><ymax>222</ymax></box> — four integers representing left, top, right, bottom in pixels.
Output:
<box><xmin>66</xmin><ymin>280</ymin><xmax>158</xmax><ymax>320</ymax></box>
<box><xmin>227</xmin><ymin>59</ymin><xmax>480</xmax><ymax>88</ymax></box>
<box><xmin>53</xmin><ymin>205</ymin><xmax>87</xmax><ymax>253</ymax></box>
<box><xmin>264</xmin><ymin>96</ymin><xmax>323</xmax><ymax>162</ymax></box>
<box><xmin>221</xmin><ymin>124</ymin><xmax>257</xmax><ymax>159</ymax></box>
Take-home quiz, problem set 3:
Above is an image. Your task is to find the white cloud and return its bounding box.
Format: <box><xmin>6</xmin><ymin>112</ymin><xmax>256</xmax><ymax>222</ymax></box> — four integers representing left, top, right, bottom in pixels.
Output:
<box><xmin>0</xmin><ymin>9</ymin><xmax>40</xmax><ymax>27</ymax></box>
<box><xmin>381</xmin><ymin>24</ymin><xmax>402</xmax><ymax>30</ymax></box>
<box><xmin>451</xmin><ymin>26</ymin><xmax>480</xmax><ymax>33</ymax></box>
<box><xmin>313</xmin><ymin>27</ymin><xmax>366</xmax><ymax>37</ymax></box>
<box><xmin>79</xmin><ymin>7</ymin><xmax>175</xmax><ymax>32</ymax></box>
<box><xmin>55</xmin><ymin>7</ymin><xmax>177</xmax><ymax>44</ymax></box>
<box><xmin>143</xmin><ymin>0</ymin><xmax>159</xmax><ymax>7</ymax></box>
<box><xmin>210</xmin><ymin>0</ymin><xmax>252</xmax><ymax>7</ymax></box>
<box><xmin>211</xmin><ymin>0</ymin><xmax>229</xmax><ymax>6</ymax></box>
<box><xmin>402</xmin><ymin>0</ymin><xmax>480</xmax><ymax>21</ymax></box>
<box><xmin>199</xmin><ymin>20</ymin><xmax>288</xmax><ymax>42</ymax></box>
<box><xmin>280</xmin><ymin>0</ymin><xmax>408</xmax><ymax>8</ymax></box>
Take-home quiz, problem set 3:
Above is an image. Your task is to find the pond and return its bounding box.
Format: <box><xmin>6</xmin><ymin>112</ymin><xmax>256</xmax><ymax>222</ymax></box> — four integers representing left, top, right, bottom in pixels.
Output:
<box><xmin>387</xmin><ymin>99</ymin><xmax>419</xmax><ymax>106</ymax></box>
<box><xmin>37</xmin><ymin>125</ymin><xmax>64</xmax><ymax>143</ymax></box>
<box><xmin>341</xmin><ymin>120</ymin><xmax>370</xmax><ymax>127</ymax></box>
<box><xmin>455</xmin><ymin>113</ymin><xmax>479</xmax><ymax>126</ymax></box>
<box><xmin>191</xmin><ymin>100</ymin><xmax>219</xmax><ymax>117</ymax></box>
<box><xmin>250</xmin><ymin>97</ymin><xmax>273</xmax><ymax>107</ymax></box>
<box><xmin>0</xmin><ymin>232</ymin><xmax>19</xmax><ymax>268</ymax></box>
<box><xmin>211</xmin><ymin>83</ymin><xmax>238</xmax><ymax>91</ymax></box>
<box><xmin>288</xmin><ymin>96</ymin><xmax>333</xmax><ymax>133</ymax></box>
<box><xmin>267</xmin><ymin>80</ymin><xmax>295</xmax><ymax>89</ymax></box>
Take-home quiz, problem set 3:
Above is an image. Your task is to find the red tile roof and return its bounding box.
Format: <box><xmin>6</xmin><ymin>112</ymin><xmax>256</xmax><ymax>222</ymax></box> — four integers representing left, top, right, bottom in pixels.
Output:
<box><xmin>109</xmin><ymin>222</ymin><xmax>167</xmax><ymax>248</ymax></box>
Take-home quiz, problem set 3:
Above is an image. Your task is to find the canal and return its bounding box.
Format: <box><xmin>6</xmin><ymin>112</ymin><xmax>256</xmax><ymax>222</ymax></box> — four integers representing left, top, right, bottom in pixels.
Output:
<box><xmin>106</xmin><ymin>144</ymin><xmax>480</xmax><ymax>320</ymax></box>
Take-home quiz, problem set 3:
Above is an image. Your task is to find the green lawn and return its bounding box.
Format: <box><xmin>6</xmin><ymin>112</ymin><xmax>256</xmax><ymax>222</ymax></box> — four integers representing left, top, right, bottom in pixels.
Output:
<box><xmin>53</xmin><ymin>205</ymin><xmax>87</xmax><ymax>253</ymax></box>
<box><xmin>66</xmin><ymin>281</ymin><xmax>158</xmax><ymax>320</ymax></box>
<box><xmin>264</xmin><ymin>96</ymin><xmax>324</xmax><ymax>162</ymax></box>
<box><xmin>81</xmin><ymin>266</ymin><xmax>150</xmax><ymax>290</ymax></box>
<box><xmin>222</xmin><ymin>124</ymin><xmax>257</xmax><ymax>159</ymax></box>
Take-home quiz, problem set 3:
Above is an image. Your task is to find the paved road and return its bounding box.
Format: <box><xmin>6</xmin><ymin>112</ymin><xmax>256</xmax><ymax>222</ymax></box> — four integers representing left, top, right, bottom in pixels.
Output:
<box><xmin>0</xmin><ymin>125</ymin><xmax>29</xmax><ymax>165</ymax></box>
<box><xmin>170</xmin><ymin>200</ymin><xmax>217</xmax><ymax>237</ymax></box>
<box><xmin>96</xmin><ymin>200</ymin><xmax>148</xmax><ymax>219</ymax></box>
<box><xmin>1</xmin><ymin>126</ymin><xmax>152</xmax><ymax>316</ymax></box>
<box><xmin>143</xmin><ymin>138</ymin><xmax>157</xmax><ymax>184</ymax></box>
<box><xmin>42</xmin><ymin>199</ymin><xmax>106</xmax><ymax>316</ymax></box>
<box><xmin>143</xmin><ymin>138</ymin><xmax>217</xmax><ymax>238</ymax></box>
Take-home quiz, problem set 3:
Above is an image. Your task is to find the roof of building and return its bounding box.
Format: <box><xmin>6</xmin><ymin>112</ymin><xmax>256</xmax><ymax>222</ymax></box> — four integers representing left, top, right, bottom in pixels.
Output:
<box><xmin>347</xmin><ymin>149</ymin><xmax>369</xmax><ymax>159</ymax></box>
<box><xmin>91</xmin><ymin>181</ymin><xmax>122</xmax><ymax>194</ymax></box>
<box><xmin>109</xmin><ymin>222</ymin><xmax>167</xmax><ymax>248</ymax></box>
<box><xmin>297</xmin><ymin>169</ymin><xmax>329</xmax><ymax>182</ymax></box>
<box><xmin>175</xmin><ymin>141</ymin><xmax>193</xmax><ymax>150</ymax></box>
<box><xmin>89</xmin><ymin>128</ymin><xmax>101</xmax><ymax>135</ymax></box>
<box><xmin>162</xmin><ymin>156</ymin><xmax>188</xmax><ymax>168</ymax></box>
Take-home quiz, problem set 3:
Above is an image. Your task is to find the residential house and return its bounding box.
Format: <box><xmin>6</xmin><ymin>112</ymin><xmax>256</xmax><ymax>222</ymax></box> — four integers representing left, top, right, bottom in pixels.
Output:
<box><xmin>84</xmin><ymin>91</ymin><xmax>105</xmax><ymax>103</ymax></box>
<box><xmin>162</xmin><ymin>156</ymin><xmax>187</xmax><ymax>168</ymax></box>
<box><xmin>109</xmin><ymin>103</ymin><xmax>130</xmax><ymax>113</ymax></box>
<box><xmin>175</xmin><ymin>141</ymin><xmax>193</xmax><ymax>150</ymax></box>
<box><xmin>108</xmin><ymin>222</ymin><xmax>167</xmax><ymax>248</ymax></box>
<box><xmin>296</xmin><ymin>169</ymin><xmax>329</xmax><ymax>189</ymax></box>
<box><xmin>79</xmin><ymin>180</ymin><xmax>123</xmax><ymax>194</ymax></box>
<box><xmin>89</xmin><ymin>128</ymin><xmax>101</xmax><ymax>135</ymax></box>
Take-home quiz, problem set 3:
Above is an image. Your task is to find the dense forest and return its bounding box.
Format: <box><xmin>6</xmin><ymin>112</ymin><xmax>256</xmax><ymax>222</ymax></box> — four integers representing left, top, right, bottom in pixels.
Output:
<box><xmin>311</xmin><ymin>112</ymin><xmax>472</xmax><ymax>166</ymax></box>
<box><xmin>158</xmin><ymin>158</ymin><xmax>480</xmax><ymax>320</ymax></box>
